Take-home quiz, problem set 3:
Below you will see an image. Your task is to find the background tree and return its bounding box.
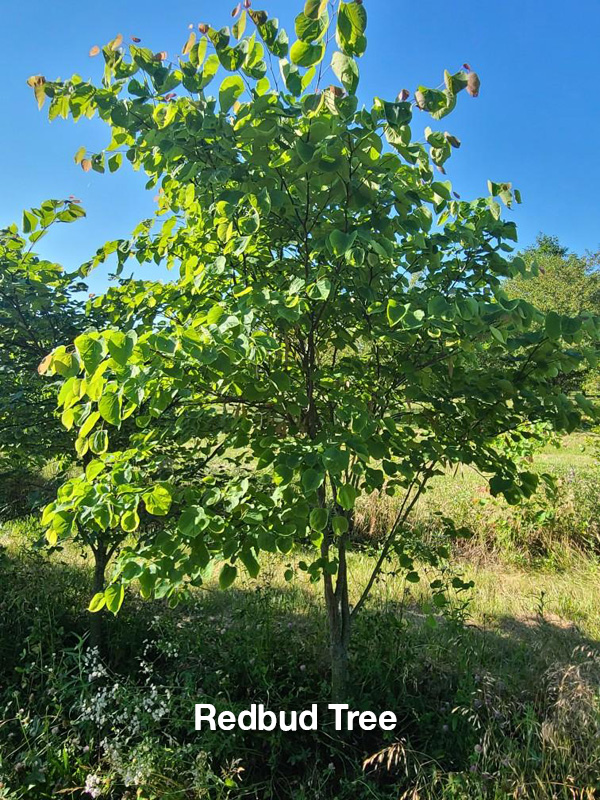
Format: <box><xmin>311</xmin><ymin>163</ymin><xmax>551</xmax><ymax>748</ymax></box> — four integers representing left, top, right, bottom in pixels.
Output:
<box><xmin>505</xmin><ymin>233</ymin><xmax>600</xmax><ymax>315</ymax></box>
<box><xmin>505</xmin><ymin>234</ymin><xmax>600</xmax><ymax>393</ymax></box>
<box><xmin>36</xmin><ymin>0</ymin><xmax>599</xmax><ymax>698</ymax></box>
<box><xmin>0</xmin><ymin>199</ymin><xmax>90</xmax><ymax>518</ymax></box>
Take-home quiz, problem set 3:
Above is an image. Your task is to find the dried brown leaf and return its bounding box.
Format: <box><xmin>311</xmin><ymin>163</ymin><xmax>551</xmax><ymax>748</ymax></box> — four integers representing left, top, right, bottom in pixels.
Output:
<box><xmin>109</xmin><ymin>33</ymin><xmax>123</xmax><ymax>51</ymax></box>
<box><xmin>466</xmin><ymin>72</ymin><xmax>480</xmax><ymax>97</ymax></box>
<box><xmin>37</xmin><ymin>354</ymin><xmax>52</xmax><ymax>376</ymax></box>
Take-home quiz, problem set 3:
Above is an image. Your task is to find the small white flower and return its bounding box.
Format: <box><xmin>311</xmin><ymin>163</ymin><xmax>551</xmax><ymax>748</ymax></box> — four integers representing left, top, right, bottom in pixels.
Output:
<box><xmin>84</xmin><ymin>772</ymin><xmax>102</xmax><ymax>798</ymax></box>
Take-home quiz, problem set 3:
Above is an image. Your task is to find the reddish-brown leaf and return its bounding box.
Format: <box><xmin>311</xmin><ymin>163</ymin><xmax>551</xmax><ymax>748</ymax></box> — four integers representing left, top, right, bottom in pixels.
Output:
<box><xmin>444</xmin><ymin>132</ymin><xmax>461</xmax><ymax>148</ymax></box>
<box><xmin>396</xmin><ymin>88</ymin><xmax>409</xmax><ymax>102</ymax></box>
<box><xmin>232</xmin><ymin>3</ymin><xmax>242</xmax><ymax>16</ymax></box>
<box><xmin>182</xmin><ymin>31</ymin><xmax>196</xmax><ymax>55</ymax></box>
<box><xmin>37</xmin><ymin>354</ymin><xmax>52</xmax><ymax>376</ymax></box>
<box><xmin>131</xmin><ymin>35</ymin><xmax>141</xmax><ymax>43</ymax></box>
<box><xmin>89</xmin><ymin>45</ymin><xmax>100</xmax><ymax>57</ymax></box>
<box><xmin>81</xmin><ymin>159</ymin><xmax>92</xmax><ymax>172</ymax></box>
<box><xmin>466</xmin><ymin>72</ymin><xmax>480</xmax><ymax>97</ymax></box>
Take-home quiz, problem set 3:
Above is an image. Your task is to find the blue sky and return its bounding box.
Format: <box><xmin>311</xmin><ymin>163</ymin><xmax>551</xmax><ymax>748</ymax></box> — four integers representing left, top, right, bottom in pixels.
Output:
<box><xmin>2</xmin><ymin>0</ymin><xmax>600</xmax><ymax>292</ymax></box>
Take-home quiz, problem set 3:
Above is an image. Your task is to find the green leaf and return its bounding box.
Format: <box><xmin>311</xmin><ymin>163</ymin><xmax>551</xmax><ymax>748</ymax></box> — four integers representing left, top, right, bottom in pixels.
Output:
<box><xmin>108</xmin><ymin>153</ymin><xmax>122</xmax><ymax>173</ymax></box>
<box><xmin>252</xmin><ymin>15</ymin><xmax>289</xmax><ymax>58</ymax></box>
<box><xmin>104</xmin><ymin>584</ymin><xmax>125</xmax><ymax>615</ymax></box>
<box><xmin>296</xmin><ymin>139</ymin><xmax>316</xmax><ymax>163</ymax></box>
<box><xmin>337</xmin><ymin>483</ymin><xmax>357</xmax><ymax>511</ymax></box>
<box><xmin>239</xmin><ymin>550</ymin><xmax>260</xmax><ymax>578</ymax></box>
<box><xmin>121</xmin><ymin>509</ymin><xmax>140</xmax><ymax>532</ymax></box>
<box><xmin>545</xmin><ymin>311</ymin><xmax>562</xmax><ymax>339</ymax></box>
<box><xmin>383</xmin><ymin>101</ymin><xmax>412</xmax><ymax>129</ymax></box>
<box><xmin>280</xmin><ymin>59</ymin><xmax>303</xmax><ymax>96</ymax></box>
<box><xmin>75</xmin><ymin>334</ymin><xmax>104</xmax><ymax>374</ymax></box>
<box><xmin>332</xmin><ymin>515</ymin><xmax>349</xmax><ymax>535</ymax></box>
<box><xmin>22</xmin><ymin>210</ymin><xmax>38</xmax><ymax>233</ymax></box>
<box><xmin>189</xmin><ymin>39</ymin><xmax>208</xmax><ymax>67</ymax></box>
<box><xmin>199</xmin><ymin>54</ymin><xmax>220</xmax><ymax>90</ymax></box>
<box><xmin>85</xmin><ymin>459</ymin><xmax>106</xmax><ymax>481</ymax></box>
<box><xmin>329</xmin><ymin>229</ymin><xmax>357</xmax><ymax>257</ymax></box>
<box><xmin>232</xmin><ymin>10</ymin><xmax>247</xmax><ymax>39</ymax></box>
<box><xmin>489</xmin><ymin>326</ymin><xmax>505</xmax><ymax>344</ymax></box>
<box><xmin>290</xmin><ymin>40</ymin><xmax>325</xmax><ymax>67</ymax></box>
<box><xmin>143</xmin><ymin>483</ymin><xmax>173</xmax><ymax>516</ymax></box>
<box><xmin>273</xmin><ymin>463</ymin><xmax>294</xmax><ymax>485</ymax></box>
<box><xmin>219</xmin><ymin>75</ymin><xmax>245</xmax><ymax>112</ymax></box>
<box><xmin>178</xmin><ymin>506</ymin><xmax>209</xmax><ymax>537</ymax></box>
<box><xmin>331</xmin><ymin>51</ymin><xmax>359</xmax><ymax>95</ymax></box>
<box><xmin>302</xmin><ymin>468</ymin><xmax>324</xmax><ymax>492</ymax></box>
<box><xmin>295</xmin><ymin>10</ymin><xmax>328</xmax><ymax>42</ymax></box>
<box><xmin>79</xmin><ymin>411</ymin><xmax>100</xmax><ymax>440</ymax></box>
<box><xmin>90</xmin><ymin>429</ymin><xmax>109</xmax><ymax>455</ymax></box>
<box><xmin>336</xmin><ymin>1</ymin><xmax>367</xmax><ymax>57</ymax></box>
<box><xmin>88</xmin><ymin>592</ymin><xmax>106</xmax><ymax>613</ymax></box>
<box><xmin>106</xmin><ymin>331</ymin><xmax>135</xmax><ymax>366</ymax></box>
<box><xmin>322</xmin><ymin>446</ymin><xmax>349</xmax><ymax>475</ymax></box>
<box><xmin>304</xmin><ymin>0</ymin><xmax>328</xmax><ymax>18</ymax></box>
<box><xmin>98</xmin><ymin>392</ymin><xmax>121</xmax><ymax>426</ymax></box>
<box><xmin>219</xmin><ymin>563</ymin><xmax>238</xmax><ymax>589</ymax></box>
<box><xmin>309</xmin><ymin>507</ymin><xmax>328</xmax><ymax>531</ymax></box>
<box><xmin>387</xmin><ymin>299</ymin><xmax>407</xmax><ymax>327</ymax></box>
<box><xmin>216</xmin><ymin>40</ymin><xmax>249</xmax><ymax>72</ymax></box>
<box><xmin>307</xmin><ymin>277</ymin><xmax>332</xmax><ymax>300</ymax></box>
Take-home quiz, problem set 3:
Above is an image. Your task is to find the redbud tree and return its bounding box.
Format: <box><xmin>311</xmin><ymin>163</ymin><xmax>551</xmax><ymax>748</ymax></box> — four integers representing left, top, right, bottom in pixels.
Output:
<box><xmin>35</xmin><ymin>0</ymin><xmax>598</xmax><ymax>698</ymax></box>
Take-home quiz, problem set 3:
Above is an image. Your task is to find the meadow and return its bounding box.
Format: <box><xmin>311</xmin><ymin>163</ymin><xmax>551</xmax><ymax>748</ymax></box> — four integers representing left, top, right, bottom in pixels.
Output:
<box><xmin>1</xmin><ymin>433</ymin><xmax>600</xmax><ymax>799</ymax></box>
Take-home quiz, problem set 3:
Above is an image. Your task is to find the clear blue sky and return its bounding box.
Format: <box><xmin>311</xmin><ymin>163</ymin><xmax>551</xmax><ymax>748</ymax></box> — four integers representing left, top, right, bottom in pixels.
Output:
<box><xmin>2</xmin><ymin>0</ymin><xmax>600</xmax><ymax>292</ymax></box>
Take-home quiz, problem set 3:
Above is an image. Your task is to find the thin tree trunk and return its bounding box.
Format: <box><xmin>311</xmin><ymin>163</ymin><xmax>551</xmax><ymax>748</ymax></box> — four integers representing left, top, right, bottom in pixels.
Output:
<box><xmin>90</xmin><ymin>543</ymin><xmax>108</xmax><ymax>651</ymax></box>
<box><xmin>324</xmin><ymin>536</ymin><xmax>351</xmax><ymax>703</ymax></box>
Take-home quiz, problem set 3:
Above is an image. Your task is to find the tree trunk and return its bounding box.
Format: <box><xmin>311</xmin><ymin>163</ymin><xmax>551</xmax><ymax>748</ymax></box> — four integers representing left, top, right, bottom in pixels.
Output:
<box><xmin>89</xmin><ymin>543</ymin><xmax>108</xmax><ymax>651</ymax></box>
<box><xmin>324</xmin><ymin>537</ymin><xmax>351</xmax><ymax>703</ymax></box>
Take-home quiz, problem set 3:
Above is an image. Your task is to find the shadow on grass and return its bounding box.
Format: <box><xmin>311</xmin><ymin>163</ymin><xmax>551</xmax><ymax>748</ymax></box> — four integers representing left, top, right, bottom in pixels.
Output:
<box><xmin>3</xmin><ymin>544</ymin><xmax>600</xmax><ymax>799</ymax></box>
<box><xmin>2</xmin><ymin>543</ymin><xmax>599</xmax><ymax>702</ymax></box>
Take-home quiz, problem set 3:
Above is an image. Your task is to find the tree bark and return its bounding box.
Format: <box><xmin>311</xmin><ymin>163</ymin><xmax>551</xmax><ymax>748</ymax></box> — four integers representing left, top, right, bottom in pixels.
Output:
<box><xmin>324</xmin><ymin>536</ymin><xmax>351</xmax><ymax>703</ymax></box>
<box><xmin>89</xmin><ymin>543</ymin><xmax>108</xmax><ymax>651</ymax></box>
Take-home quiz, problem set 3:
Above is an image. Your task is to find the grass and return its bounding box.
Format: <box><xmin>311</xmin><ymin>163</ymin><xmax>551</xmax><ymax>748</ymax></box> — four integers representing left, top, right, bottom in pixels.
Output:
<box><xmin>1</xmin><ymin>434</ymin><xmax>600</xmax><ymax>799</ymax></box>
<box><xmin>355</xmin><ymin>431</ymin><xmax>600</xmax><ymax>568</ymax></box>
